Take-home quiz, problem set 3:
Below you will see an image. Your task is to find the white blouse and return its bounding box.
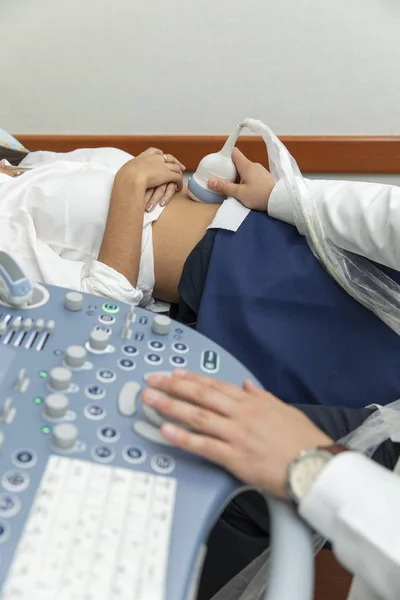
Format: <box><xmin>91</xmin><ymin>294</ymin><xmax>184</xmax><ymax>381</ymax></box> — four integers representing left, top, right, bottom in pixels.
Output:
<box><xmin>0</xmin><ymin>148</ymin><xmax>165</xmax><ymax>310</ymax></box>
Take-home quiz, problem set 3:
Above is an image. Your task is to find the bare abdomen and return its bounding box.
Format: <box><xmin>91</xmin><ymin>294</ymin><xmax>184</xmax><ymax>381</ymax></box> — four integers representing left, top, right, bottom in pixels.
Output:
<box><xmin>152</xmin><ymin>190</ymin><xmax>219</xmax><ymax>303</ymax></box>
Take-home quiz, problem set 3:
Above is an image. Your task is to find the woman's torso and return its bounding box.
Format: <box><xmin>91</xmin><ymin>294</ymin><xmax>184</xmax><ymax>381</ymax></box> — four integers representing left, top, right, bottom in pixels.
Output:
<box><xmin>152</xmin><ymin>193</ymin><xmax>219</xmax><ymax>303</ymax></box>
<box><xmin>0</xmin><ymin>156</ymin><xmax>220</xmax><ymax>304</ymax></box>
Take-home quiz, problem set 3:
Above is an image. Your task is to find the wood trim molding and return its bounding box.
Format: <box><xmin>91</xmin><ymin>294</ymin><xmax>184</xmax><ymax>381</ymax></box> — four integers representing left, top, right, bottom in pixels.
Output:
<box><xmin>16</xmin><ymin>134</ymin><xmax>400</xmax><ymax>173</ymax></box>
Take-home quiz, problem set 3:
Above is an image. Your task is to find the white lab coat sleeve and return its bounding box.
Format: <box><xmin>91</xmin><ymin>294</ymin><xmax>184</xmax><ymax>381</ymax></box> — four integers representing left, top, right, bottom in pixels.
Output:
<box><xmin>299</xmin><ymin>452</ymin><xmax>400</xmax><ymax>600</ymax></box>
<box><xmin>268</xmin><ymin>178</ymin><xmax>400</xmax><ymax>270</ymax></box>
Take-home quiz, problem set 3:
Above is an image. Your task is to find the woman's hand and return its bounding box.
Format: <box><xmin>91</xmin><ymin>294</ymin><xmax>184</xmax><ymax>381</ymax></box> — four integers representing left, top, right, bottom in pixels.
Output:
<box><xmin>144</xmin><ymin>181</ymin><xmax>179</xmax><ymax>213</ymax></box>
<box><xmin>143</xmin><ymin>371</ymin><xmax>332</xmax><ymax>499</ymax></box>
<box><xmin>208</xmin><ymin>148</ymin><xmax>276</xmax><ymax>212</ymax></box>
<box><xmin>117</xmin><ymin>148</ymin><xmax>186</xmax><ymax>207</ymax></box>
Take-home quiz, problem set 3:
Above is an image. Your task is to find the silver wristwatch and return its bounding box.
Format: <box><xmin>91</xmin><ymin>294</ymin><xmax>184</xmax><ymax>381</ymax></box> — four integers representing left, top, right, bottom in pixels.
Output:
<box><xmin>287</xmin><ymin>444</ymin><xmax>348</xmax><ymax>506</ymax></box>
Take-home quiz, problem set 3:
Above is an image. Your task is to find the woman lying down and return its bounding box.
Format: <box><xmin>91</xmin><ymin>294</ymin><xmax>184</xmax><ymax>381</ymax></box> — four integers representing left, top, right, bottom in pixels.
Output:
<box><xmin>3</xmin><ymin>145</ymin><xmax>400</xmax><ymax>599</ymax></box>
<box><xmin>0</xmin><ymin>146</ymin><xmax>231</xmax><ymax>310</ymax></box>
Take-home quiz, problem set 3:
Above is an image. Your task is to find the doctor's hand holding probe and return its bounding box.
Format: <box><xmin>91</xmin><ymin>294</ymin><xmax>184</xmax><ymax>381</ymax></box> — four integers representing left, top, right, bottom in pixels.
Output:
<box><xmin>144</xmin><ymin>148</ymin><xmax>400</xmax><ymax>600</ymax></box>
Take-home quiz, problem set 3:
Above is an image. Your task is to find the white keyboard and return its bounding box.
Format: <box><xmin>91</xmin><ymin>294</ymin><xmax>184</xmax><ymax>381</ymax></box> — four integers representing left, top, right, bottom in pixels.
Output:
<box><xmin>1</xmin><ymin>456</ymin><xmax>177</xmax><ymax>600</ymax></box>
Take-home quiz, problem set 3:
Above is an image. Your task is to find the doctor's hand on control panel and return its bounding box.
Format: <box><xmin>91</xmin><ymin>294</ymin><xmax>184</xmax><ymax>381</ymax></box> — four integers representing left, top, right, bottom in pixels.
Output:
<box><xmin>143</xmin><ymin>370</ymin><xmax>400</xmax><ymax>600</ymax></box>
<box><xmin>144</xmin><ymin>370</ymin><xmax>332</xmax><ymax>498</ymax></box>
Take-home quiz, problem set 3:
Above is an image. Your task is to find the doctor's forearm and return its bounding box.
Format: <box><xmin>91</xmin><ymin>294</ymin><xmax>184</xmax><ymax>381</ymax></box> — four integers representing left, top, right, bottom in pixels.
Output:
<box><xmin>98</xmin><ymin>174</ymin><xmax>145</xmax><ymax>287</ymax></box>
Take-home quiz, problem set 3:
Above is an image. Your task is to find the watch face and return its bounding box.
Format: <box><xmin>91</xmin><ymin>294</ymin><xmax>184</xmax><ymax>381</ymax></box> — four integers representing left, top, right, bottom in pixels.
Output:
<box><xmin>289</xmin><ymin>451</ymin><xmax>332</xmax><ymax>500</ymax></box>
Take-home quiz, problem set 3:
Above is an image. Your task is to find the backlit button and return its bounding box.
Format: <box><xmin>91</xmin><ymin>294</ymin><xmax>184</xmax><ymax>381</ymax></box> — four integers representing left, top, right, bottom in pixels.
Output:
<box><xmin>0</xmin><ymin>494</ymin><xmax>21</xmax><ymax>517</ymax></box>
<box><xmin>175</xmin><ymin>328</ymin><xmax>183</xmax><ymax>334</ymax></box>
<box><xmin>139</xmin><ymin>316</ymin><xmax>148</xmax><ymax>325</ymax></box>
<box><xmin>0</xmin><ymin>521</ymin><xmax>10</xmax><ymax>544</ymax></box>
<box><xmin>2</xmin><ymin>471</ymin><xmax>30</xmax><ymax>492</ymax></box>
<box><xmin>148</xmin><ymin>340</ymin><xmax>165</xmax><ymax>352</ymax></box>
<box><xmin>145</xmin><ymin>353</ymin><xmax>163</xmax><ymax>366</ymax></box>
<box><xmin>134</xmin><ymin>332</ymin><xmax>145</xmax><ymax>342</ymax></box>
<box><xmin>13</xmin><ymin>449</ymin><xmax>37</xmax><ymax>468</ymax></box>
<box><xmin>85</xmin><ymin>385</ymin><xmax>106</xmax><ymax>400</ymax></box>
<box><xmin>84</xmin><ymin>404</ymin><xmax>106</xmax><ymax>420</ymax></box>
<box><xmin>97</xmin><ymin>369</ymin><xmax>116</xmax><ymax>383</ymax></box>
<box><xmin>173</xmin><ymin>335</ymin><xmax>183</xmax><ymax>341</ymax></box>
<box><xmin>170</xmin><ymin>355</ymin><xmax>187</xmax><ymax>367</ymax></box>
<box><xmin>98</xmin><ymin>426</ymin><xmax>119</xmax><ymax>443</ymax></box>
<box><xmin>123</xmin><ymin>446</ymin><xmax>146</xmax><ymax>465</ymax></box>
<box><xmin>172</xmin><ymin>342</ymin><xmax>189</xmax><ymax>354</ymax></box>
<box><xmin>118</xmin><ymin>358</ymin><xmax>136</xmax><ymax>371</ymax></box>
<box><xmin>102</xmin><ymin>302</ymin><xmax>119</xmax><ymax>314</ymax></box>
<box><xmin>151</xmin><ymin>454</ymin><xmax>176</xmax><ymax>474</ymax></box>
<box><xmin>99</xmin><ymin>314</ymin><xmax>116</xmax><ymax>325</ymax></box>
<box><xmin>92</xmin><ymin>445</ymin><xmax>115</xmax><ymax>463</ymax></box>
<box><xmin>122</xmin><ymin>345</ymin><xmax>139</xmax><ymax>356</ymax></box>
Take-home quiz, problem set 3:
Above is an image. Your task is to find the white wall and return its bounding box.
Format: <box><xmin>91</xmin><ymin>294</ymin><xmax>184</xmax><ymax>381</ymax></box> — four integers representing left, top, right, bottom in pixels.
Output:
<box><xmin>2</xmin><ymin>0</ymin><xmax>400</xmax><ymax>135</ymax></box>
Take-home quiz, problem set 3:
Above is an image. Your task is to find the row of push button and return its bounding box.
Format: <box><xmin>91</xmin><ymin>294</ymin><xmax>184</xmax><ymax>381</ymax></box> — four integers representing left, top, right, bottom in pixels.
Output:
<box><xmin>9</xmin><ymin>445</ymin><xmax>175</xmax><ymax>473</ymax></box>
<box><xmin>122</xmin><ymin>342</ymin><xmax>189</xmax><ymax>354</ymax></box>
<box><xmin>91</xmin><ymin>445</ymin><xmax>175</xmax><ymax>473</ymax></box>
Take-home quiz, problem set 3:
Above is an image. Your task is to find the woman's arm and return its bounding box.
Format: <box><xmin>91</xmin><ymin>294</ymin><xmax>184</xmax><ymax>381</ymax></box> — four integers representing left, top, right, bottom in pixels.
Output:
<box><xmin>98</xmin><ymin>172</ymin><xmax>145</xmax><ymax>288</ymax></box>
<box><xmin>98</xmin><ymin>149</ymin><xmax>184</xmax><ymax>288</ymax></box>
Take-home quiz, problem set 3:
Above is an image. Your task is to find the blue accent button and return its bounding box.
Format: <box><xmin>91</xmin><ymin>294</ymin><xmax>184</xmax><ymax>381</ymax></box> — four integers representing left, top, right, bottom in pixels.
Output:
<box><xmin>151</xmin><ymin>454</ymin><xmax>175</xmax><ymax>474</ymax></box>
<box><xmin>139</xmin><ymin>316</ymin><xmax>148</xmax><ymax>325</ymax></box>
<box><xmin>201</xmin><ymin>350</ymin><xmax>220</xmax><ymax>374</ymax></box>
<box><xmin>85</xmin><ymin>385</ymin><xmax>106</xmax><ymax>400</ymax></box>
<box><xmin>98</xmin><ymin>426</ymin><xmax>119</xmax><ymax>442</ymax></box>
<box><xmin>85</xmin><ymin>404</ymin><xmax>106</xmax><ymax>420</ymax></box>
<box><xmin>123</xmin><ymin>446</ymin><xmax>146</xmax><ymax>465</ymax></box>
<box><xmin>172</xmin><ymin>342</ymin><xmax>189</xmax><ymax>354</ymax></box>
<box><xmin>145</xmin><ymin>353</ymin><xmax>163</xmax><ymax>365</ymax></box>
<box><xmin>92</xmin><ymin>445</ymin><xmax>115</xmax><ymax>463</ymax></box>
<box><xmin>2</xmin><ymin>471</ymin><xmax>30</xmax><ymax>492</ymax></box>
<box><xmin>0</xmin><ymin>494</ymin><xmax>21</xmax><ymax>517</ymax></box>
<box><xmin>170</xmin><ymin>355</ymin><xmax>187</xmax><ymax>367</ymax></box>
<box><xmin>118</xmin><ymin>358</ymin><xmax>136</xmax><ymax>371</ymax></box>
<box><xmin>122</xmin><ymin>345</ymin><xmax>139</xmax><ymax>356</ymax></box>
<box><xmin>148</xmin><ymin>340</ymin><xmax>165</xmax><ymax>351</ymax></box>
<box><xmin>0</xmin><ymin>521</ymin><xmax>10</xmax><ymax>544</ymax></box>
<box><xmin>13</xmin><ymin>449</ymin><xmax>37</xmax><ymax>468</ymax></box>
<box><xmin>97</xmin><ymin>369</ymin><xmax>116</xmax><ymax>383</ymax></box>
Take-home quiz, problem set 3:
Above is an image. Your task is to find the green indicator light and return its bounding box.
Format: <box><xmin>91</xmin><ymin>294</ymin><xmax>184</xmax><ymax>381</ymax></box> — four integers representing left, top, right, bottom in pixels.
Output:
<box><xmin>33</xmin><ymin>397</ymin><xmax>43</xmax><ymax>405</ymax></box>
<box><xmin>102</xmin><ymin>302</ymin><xmax>120</xmax><ymax>315</ymax></box>
<box><xmin>38</xmin><ymin>371</ymin><xmax>48</xmax><ymax>378</ymax></box>
<box><xmin>40</xmin><ymin>426</ymin><xmax>51</xmax><ymax>435</ymax></box>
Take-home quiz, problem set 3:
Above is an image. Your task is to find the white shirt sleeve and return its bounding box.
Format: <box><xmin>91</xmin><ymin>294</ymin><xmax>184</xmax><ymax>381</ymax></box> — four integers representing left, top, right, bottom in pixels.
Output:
<box><xmin>299</xmin><ymin>452</ymin><xmax>400</xmax><ymax>600</ymax></box>
<box><xmin>268</xmin><ymin>178</ymin><xmax>400</xmax><ymax>270</ymax></box>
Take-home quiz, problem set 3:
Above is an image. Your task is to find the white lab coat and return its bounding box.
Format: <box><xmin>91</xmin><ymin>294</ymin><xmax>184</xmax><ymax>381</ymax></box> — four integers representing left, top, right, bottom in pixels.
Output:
<box><xmin>268</xmin><ymin>177</ymin><xmax>400</xmax><ymax>600</ymax></box>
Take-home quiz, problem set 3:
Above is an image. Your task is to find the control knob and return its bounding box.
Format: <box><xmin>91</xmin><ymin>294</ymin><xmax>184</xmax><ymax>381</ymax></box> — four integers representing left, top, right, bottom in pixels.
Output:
<box><xmin>45</xmin><ymin>394</ymin><xmax>69</xmax><ymax>419</ymax></box>
<box><xmin>152</xmin><ymin>315</ymin><xmax>171</xmax><ymax>336</ymax></box>
<box><xmin>89</xmin><ymin>329</ymin><xmax>110</xmax><ymax>351</ymax></box>
<box><xmin>64</xmin><ymin>292</ymin><xmax>84</xmax><ymax>312</ymax></box>
<box><xmin>65</xmin><ymin>346</ymin><xmax>87</xmax><ymax>368</ymax></box>
<box><xmin>51</xmin><ymin>423</ymin><xmax>78</xmax><ymax>450</ymax></box>
<box><xmin>49</xmin><ymin>367</ymin><xmax>72</xmax><ymax>391</ymax></box>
